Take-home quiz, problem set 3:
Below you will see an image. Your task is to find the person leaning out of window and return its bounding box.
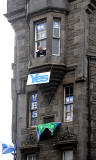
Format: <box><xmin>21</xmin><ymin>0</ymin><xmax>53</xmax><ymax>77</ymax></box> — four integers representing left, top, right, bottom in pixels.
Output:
<box><xmin>36</xmin><ymin>45</ymin><xmax>46</xmax><ymax>57</ymax></box>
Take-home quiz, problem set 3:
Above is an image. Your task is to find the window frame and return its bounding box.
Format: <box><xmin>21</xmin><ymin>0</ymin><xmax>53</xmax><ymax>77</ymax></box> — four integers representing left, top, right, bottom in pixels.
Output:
<box><xmin>52</xmin><ymin>18</ymin><xmax>61</xmax><ymax>56</ymax></box>
<box><xmin>35</xmin><ymin>20</ymin><xmax>47</xmax><ymax>55</ymax></box>
<box><xmin>64</xmin><ymin>85</ymin><xmax>73</xmax><ymax>122</ymax></box>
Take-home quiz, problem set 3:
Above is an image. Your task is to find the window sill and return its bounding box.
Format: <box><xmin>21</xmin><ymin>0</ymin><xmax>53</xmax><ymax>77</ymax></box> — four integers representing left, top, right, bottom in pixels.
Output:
<box><xmin>30</xmin><ymin>125</ymin><xmax>37</xmax><ymax>129</ymax></box>
<box><xmin>28</xmin><ymin>54</ymin><xmax>65</xmax><ymax>71</ymax></box>
<box><xmin>64</xmin><ymin>120</ymin><xmax>73</xmax><ymax>123</ymax></box>
<box><xmin>52</xmin><ymin>54</ymin><xmax>60</xmax><ymax>56</ymax></box>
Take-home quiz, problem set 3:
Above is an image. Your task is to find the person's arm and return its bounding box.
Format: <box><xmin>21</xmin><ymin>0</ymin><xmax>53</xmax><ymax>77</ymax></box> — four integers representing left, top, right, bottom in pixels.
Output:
<box><xmin>43</xmin><ymin>50</ymin><xmax>46</xmax><ymax>56</ymax></box>
<box><xmin>36</xmin><ymin>51</ymin><xmax>40</xmax><ymax>57</ymax></box>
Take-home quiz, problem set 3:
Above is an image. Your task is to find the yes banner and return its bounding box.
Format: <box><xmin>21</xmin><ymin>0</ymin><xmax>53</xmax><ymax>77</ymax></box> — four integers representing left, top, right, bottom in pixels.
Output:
<box><xmin>27</xmin><ymin>72</ymin><xmax>50</xmax><ymax>85</ymax></box>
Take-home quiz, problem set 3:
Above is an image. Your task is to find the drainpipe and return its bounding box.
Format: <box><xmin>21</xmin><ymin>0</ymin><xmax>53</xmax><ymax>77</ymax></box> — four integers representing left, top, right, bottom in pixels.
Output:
<box><xmin>87</xmin><ymin>56</ymin><xmax>91</xmax><ymax>160</ymax></box>
<box><xmin>14</xmin><ymin>92</ymin><xmax>18</xmax><ymax>160</ymax></box>
<box><xmin>25</xmin><ymin>0</ymin><xmax>31</xmax><ymax>63</ymax></box>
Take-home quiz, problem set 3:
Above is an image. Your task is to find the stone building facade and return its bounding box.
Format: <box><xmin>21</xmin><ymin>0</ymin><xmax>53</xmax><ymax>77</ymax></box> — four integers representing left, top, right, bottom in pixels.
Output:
<box><xmin>6</xmin><ymin>0</ymin><xmax>96</xmax><ymax>160</ymax></box>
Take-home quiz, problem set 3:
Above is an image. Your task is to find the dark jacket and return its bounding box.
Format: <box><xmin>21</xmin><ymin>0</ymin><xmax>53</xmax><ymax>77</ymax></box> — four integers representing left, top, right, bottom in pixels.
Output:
<box><xmin>36</xmin><ymin>50</ymin><xmax>46</xmax><ymax>57</ymax></box>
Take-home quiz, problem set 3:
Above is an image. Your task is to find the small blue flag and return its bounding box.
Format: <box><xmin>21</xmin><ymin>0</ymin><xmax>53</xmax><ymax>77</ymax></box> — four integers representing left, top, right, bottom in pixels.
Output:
<box><xmin>2</xmin><ymin>143</ymin><xmax>16</xmax><ymax>154</ymax></box>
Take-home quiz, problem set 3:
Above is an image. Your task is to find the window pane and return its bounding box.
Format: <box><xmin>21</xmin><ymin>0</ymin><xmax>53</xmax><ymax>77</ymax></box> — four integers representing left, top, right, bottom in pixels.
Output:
<box><xmin>40</xmin><ymin>40</ymin><xmax>46</xmax><ymax>49</ymax></box>
<box><xmin>70</xmin><ymin>96</ymin><xmax>73</xmax><ymax>103</ymax></box>
<box><xmin>53</xmin><ymin>21</ymin><xmax>60</xmax><ymax>28</ymax></box>
<box><xmin>62</xmin><ymin>152</ymin><xmax>65</xmax><ymax>160</ymax></box>
<box><xmin>27</xmin><ymin>154</ymin><xmax>36</xmax><ymax>160</ymax></box>
<box><xmin>66</xmin><ymin>112</ymin><xmax>71</xmax><ymax>121</ymax></box>
<box><xmin>65</xmin><ymin>87</ymin><xmax>73</xmax><ymax>104</ymax></box>
<box><xmin>52</xmin><ymin>39</ymin><xmax>59</xmax><ymax>55</ymax></box>
<box><xmin>65</xmin><ymin>87</ymin><xmax>70</xmax><ymax>97</ymax></box>
<box><xmin>53</xmin><ymin>20</ymin><xmax>60</xmax><ymax>38</ymax></box>
<box><xmin>64</xmin><ymin>104</ymin><xmax>73</xmax><ymax>121</ymax></box>
<box><xmin>65</xmin><ymin>151</ymin><xmax>73</xmax><ymax>160</ymax></box>
<box><xmin>70</xmin><ymin>86</ymin><xmax>73</xmax><ymax>96</ymax></box>
<box><xmin>66</xmin><ymin>105</ymin><xmax>71</xmax><ymax>112</ymax></box>
<box><xmin>36</xmin><ymin>22</ymin><xmax>46</xmax><ymax>41</ymax></box>
<box><xmin>36</xmin><ymin>31</ymin><xmax>46</xmax><ymax>40</ymax></box>
<box><xmin>36</xmin><ymin>23</ymin><xmax>46</xmax><ymax>32</ymax></box>
<box><xmin>65</xmin><ymin>97</ymin><xmax>70</xmax><ymax>104</ymax></box>
<box><xmin>53</xmin><ymin>28</ymin><xmax>60</xmax><ymax>38</ymax></box>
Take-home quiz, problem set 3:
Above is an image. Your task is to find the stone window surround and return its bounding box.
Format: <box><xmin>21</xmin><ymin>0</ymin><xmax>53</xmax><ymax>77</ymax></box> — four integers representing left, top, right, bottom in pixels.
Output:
<box><xmin>29</xmin><ymin>12</ymin><xmax>66</xmax><ymax>58</ymax></box>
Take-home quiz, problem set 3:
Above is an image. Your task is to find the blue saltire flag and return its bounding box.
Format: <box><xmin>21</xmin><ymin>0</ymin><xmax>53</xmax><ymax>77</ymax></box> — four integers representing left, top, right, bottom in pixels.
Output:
<box><xmin>2</xmin><ymin>143</ymin><xmax>16</xmax><ymax>154</ymax></box>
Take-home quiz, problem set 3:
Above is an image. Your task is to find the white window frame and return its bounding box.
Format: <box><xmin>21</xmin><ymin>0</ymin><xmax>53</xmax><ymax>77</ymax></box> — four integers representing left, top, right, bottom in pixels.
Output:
<box><xmin>64</xmin><ymin>85</ymin><xmax>73</xmax><ymax>122</ymax></box>
<box><xmin>35</xmin><ymin>21</ymin><xmax>47</xmax><ymax>56</ymax></box>
<box><xmin>52</xmin><ymin>19</ymin><xmax>60</xmax><ymax>56</ymax></box>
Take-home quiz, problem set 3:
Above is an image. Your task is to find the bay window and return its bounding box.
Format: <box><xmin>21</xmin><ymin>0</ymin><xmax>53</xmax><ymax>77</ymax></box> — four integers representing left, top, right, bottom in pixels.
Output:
<box><xmin>34</xmin><ymin>17</ymin><xmax>62</xmax><ymax>57</ymax></box>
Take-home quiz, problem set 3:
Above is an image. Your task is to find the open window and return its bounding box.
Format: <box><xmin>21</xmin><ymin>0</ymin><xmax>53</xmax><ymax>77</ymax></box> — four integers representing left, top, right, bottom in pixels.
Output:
<box><xmin>35</xmin><ymin>21</ymin><xmax>47</xmax><ymax>56</ymax></box>
<box><xmin>33</xmin><ymin>16</ymin><xmax>62</xmax><ymax>58</ymax></box>
<box><xmin>64</xmin><ymin>85</ymin><xmax>73</xmax><ymax>122</ymax></box>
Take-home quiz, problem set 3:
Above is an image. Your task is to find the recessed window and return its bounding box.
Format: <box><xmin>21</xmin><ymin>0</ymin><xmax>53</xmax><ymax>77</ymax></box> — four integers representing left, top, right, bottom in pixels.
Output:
<box><xmin>52</xmin><ymin>19</ymin><xmax>60</xmax><ymax>56</ymax></box>
<box><xmin>35</xmin><ymin>21</ymin><xmax>47</xmax><ymax>54</ymax></box>
<box><xmin>29</xmin><ymin>93</ymin><xmax>38</xmax><ymax>126</ymax></box>
<box><xmin>27</xmin><ymin>154</ymin><xmax>36</xmax><ymax>160</ymax></box>
<box><xmin>64</xmin><ymin>86</ymin><xmax>73</xmax><ymax>122</ymax></box>
<box><xmin>62</xmin><ymin>150</ymin><xmax>73</xmax><ymax>160</ymax></box>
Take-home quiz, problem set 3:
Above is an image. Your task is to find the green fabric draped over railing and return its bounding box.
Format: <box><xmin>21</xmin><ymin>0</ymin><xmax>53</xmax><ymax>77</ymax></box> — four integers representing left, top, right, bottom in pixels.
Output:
<box><xmin>37</xmin><ymin>122</ymin><xmax>61</xmax><ymax>141</ymax></box>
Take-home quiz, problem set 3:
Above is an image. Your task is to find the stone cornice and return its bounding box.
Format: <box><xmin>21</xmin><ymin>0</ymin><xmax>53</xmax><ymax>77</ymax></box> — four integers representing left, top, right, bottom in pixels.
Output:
<box><xmin>5</xmin><ymin>6</ymin><xmax>69</xmax><ymax>23</ymax></box>
<box><xmin>4</xmin><ymin>8</ymin><xmax>26</xmax><ymax>23</ymax></box>
<box><xmin>27</xmin><ymin>7</ymin><xmax>69</xmax><ymax>20</ymax></box>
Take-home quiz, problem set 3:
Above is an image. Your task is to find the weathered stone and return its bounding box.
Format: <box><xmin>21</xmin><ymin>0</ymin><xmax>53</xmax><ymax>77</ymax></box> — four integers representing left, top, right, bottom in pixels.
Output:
<box><xmin>6</xmin><ymin>0</ymin><xmax>96</xmax><ymax>160</ymax></box>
